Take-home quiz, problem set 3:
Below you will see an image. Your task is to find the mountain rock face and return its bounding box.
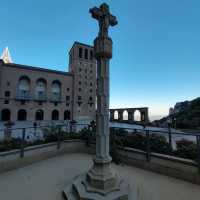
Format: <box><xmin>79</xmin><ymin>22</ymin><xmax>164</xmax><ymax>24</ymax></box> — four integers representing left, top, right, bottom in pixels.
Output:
<box><xmin>154</xmin><ymin>97</ymin><xmax>200</xmax><ymax>129</ymax></box>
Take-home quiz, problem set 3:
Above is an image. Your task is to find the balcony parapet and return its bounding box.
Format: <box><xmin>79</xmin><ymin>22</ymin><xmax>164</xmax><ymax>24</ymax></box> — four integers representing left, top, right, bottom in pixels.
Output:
<box><xmin>50</xmin><ymin>96</ymin><xmax>62</xmax><ymax>103</ymax></box>
<box><xmin>34</xmin><ymin>95</ymin><xmax>47</xmax><ymax>102</ymax></box>
<box><xmin>15</xmin><ymin>92</ymin><xmax>31</xmax><ymax>101</ymax></box>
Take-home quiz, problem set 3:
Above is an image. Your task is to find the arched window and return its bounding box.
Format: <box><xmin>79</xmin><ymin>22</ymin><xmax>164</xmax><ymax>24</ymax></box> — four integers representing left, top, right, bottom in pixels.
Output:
<box><xmin>18</xmin><ymin>109</ymin><xmax>27</xmax><ymax>121</ymax></box>
<box><xmin>1</xmin><ymin>109</ymin><xmax>11</xmax><ymax>121</ymax></box>
<box><xmin>35</xmin><ymin>78</ymin><xmax>46</xmax><ymax>101</ymax></box>
<box><xmin>51</xmin><ymin>81</ymin><xmax>61</xmax><ymax>102</ymax></box>
<box><xmin>35</xmin><ymin>110</ymin><xmax>44</xmax><ymax>121</ymax></box>
<box><xmin>64</xmin><ymin>110</ymin><xmax>70</xmax><ymax>120</ymax></box>
<box><xmin>18</xmin><ymin>76</ymin><xmax>30</xmax><ymax>99</ymax></box>
<box><xmin>114</xmin><ymin>111</ymin><xmax>118</xmax><ymax>120</ymax></box>
<box><xmin>52</xmin><ymin>110</ymin><xmax>59</xmax><ymax>120</ymax></box>
<box><xmin>123</xmin><ymin>110</ymin><xmax>128</xmax><ymax>120</ymax></box>
<box><xmin>134</xmin><ymin>110</ymin><xmax>141</xmax><ymax>121</ymax></box>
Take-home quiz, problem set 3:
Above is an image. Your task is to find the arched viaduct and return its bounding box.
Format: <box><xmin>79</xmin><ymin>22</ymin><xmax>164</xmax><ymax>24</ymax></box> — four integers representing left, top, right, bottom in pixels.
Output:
<box><xmin>109</xmin><ymin>107</ymin><xmax>149</xmax><ymax>124</ymax></box>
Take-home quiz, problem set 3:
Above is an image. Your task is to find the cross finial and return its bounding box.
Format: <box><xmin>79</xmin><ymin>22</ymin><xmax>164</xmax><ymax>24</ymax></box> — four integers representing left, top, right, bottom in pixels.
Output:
<box><xmin>89</xmin><ymin>3</ymin><xmax>118</xmax><ymax>37</ymax></box>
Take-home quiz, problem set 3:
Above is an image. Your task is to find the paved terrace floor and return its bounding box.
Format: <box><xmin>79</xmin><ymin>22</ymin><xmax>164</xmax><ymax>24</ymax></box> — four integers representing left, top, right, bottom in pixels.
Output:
<box><xmin>0</xmin><ymin>153</ymin><xmax>199</xmax><ymax>200</ymax></box>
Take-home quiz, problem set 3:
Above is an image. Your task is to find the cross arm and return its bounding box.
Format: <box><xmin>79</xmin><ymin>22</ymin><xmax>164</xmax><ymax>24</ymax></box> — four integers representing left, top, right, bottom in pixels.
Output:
<box><xmin>109</xmin><ymin>15</ymin><xmax>118</xmax><ymax>26</ymax></box>
<box><xmin>89</xmin><ymin>7</ymin><xmax>102</xmax><ymax>20</ymax></box>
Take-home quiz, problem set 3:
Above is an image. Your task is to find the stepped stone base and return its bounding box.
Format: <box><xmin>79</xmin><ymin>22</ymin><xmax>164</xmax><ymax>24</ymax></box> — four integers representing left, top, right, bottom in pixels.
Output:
<box><xmin>62</xmin><ymin>174</ymin><xmax>130</xmax><ymax>200</ymax></box>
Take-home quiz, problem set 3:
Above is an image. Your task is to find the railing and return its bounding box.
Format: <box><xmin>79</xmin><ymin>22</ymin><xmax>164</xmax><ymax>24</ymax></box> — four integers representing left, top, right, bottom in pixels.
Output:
<box><xmin>0</xmin><ymin>122</ymin><xmax>200</xmax><ymax>173</ymax></box>
<box><xmin>34</xmin><ymin>94</ymin><xmax>47</xmax><ymax>101</ymax></box>
<box><xmin>15</xmin><ymin>93</ymin><xmax>61</xmax><ymax>102</ymax></box>
<box><xmin>110</xmin><ymin>126</ymin><xmax>200</xmax><ymax>173</ymax></box>
<box><xmin>0</xmin><ymin>122</ymin><xmax>92</xmax><ymax>157</ymax></box>
<box><xmin>50</xmin><ymin>95</ymin><xmax>61</xmax><ymax>102</ymax></box>
<box><xmin>15</xmin><ymin>91</ymin><xmax>31</xmax><ymax>100</ymax></box>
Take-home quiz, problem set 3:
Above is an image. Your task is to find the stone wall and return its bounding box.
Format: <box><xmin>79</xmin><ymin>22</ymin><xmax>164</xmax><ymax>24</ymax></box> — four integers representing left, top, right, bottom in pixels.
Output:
<box><xmin>0</xmin><ymin>140</ymin><xmax>199</xmax><ymax>185</ymax></box>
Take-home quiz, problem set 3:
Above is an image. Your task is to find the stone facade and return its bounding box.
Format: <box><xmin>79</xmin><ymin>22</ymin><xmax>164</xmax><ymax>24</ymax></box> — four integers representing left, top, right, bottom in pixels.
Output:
<box><xmin>0</xmin><ymin>42</ymin><xmax>96</xmax><ymax>122</ymax></box>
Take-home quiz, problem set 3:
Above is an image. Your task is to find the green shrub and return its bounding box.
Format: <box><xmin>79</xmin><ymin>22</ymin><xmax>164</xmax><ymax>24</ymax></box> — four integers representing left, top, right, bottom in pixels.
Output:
<box><xmin>110</xmin><ymin>132</ymin><xmax>122</xmax><ymax>164</ymax></box>
<box><xmin>0</xmin><ymin>138</ymin><xmax>24</xmax><ymax>152</ymax></box>
<box><xmin>123</xmin><ymin>133</ymin><xmax>146</xmax><ymax>151</ymax></box>
<box><xmin>113</xmin><ymin>130</ymin><xmax>171</xmax><ymax>155</ymax></box>
<box><xmin>175</xmin><ymin>139</ymin><xmax>197</xmax><ymax>160</ymax></box>
<box><xmin>150</xmin><ymin>133</ymin><xmax>172</xmax><ymax>154</ymax></box>
<box><xmin>42</xmin><ymin>125</ymin><xmax>59</xmax><ymax>143</ymax></box>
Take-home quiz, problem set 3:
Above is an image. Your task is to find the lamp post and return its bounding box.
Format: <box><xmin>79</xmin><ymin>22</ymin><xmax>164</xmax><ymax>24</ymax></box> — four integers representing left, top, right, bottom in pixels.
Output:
<box><xmin>167</xmin><ymin>118</ymin><xmax>172</xmax><ymax>150</ymax></box>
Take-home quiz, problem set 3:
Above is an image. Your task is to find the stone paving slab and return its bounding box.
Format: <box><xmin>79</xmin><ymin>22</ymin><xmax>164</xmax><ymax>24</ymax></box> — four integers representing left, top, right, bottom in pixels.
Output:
<box><xmin>0</xmin><ymin>153</ymin><xmax>199</xmax><ymax>200</ymax></box>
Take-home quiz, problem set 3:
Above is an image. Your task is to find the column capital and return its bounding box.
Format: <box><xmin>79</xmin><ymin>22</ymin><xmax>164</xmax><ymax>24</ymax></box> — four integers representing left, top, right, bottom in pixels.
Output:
<box><xmin>94</xmin><ymin>37</ymin><xmax>113</xmax><ymax>59</ymax></box>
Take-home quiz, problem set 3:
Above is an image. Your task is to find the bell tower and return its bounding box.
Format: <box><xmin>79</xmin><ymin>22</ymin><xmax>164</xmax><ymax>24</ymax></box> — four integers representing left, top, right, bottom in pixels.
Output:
<box><xmin>69</xmin><ymin>42</ymin><xmax>96</xmax><ymax>122</ymax></box>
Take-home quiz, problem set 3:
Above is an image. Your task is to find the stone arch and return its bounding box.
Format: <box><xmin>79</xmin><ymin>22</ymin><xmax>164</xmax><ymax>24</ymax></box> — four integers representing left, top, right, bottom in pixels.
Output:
<box><xmin>134</xmin><ymin>109</ymin><xmax>141</xmax><ymax>121</ymax></box>
<box><xmin>52</xmin><ymin>110</ymin><xmax>59</xmax><ymax>120</ymax></box>
<box><xmin>123</xmin><ymin>110</ymin><xmax>128</xmax><ymax>120</ymax></box>
<box><xmin>1</xmin><ymin>109</ymin><xmax>11</xmax><ymax>121</ymax></box>
<box><xmin>17</xmin><ymin>109</ymin><xmax>27</xmax><ymax>121</ymax></box>
<box><xmin>64</xmin><ymin>110</ymin><xmax>71</xmax><ymax>120</ymax></box>
<box><xmin>35</xmin><ymin>109</ymin><xmax>44</xmax><ymax>121</ymax></box>
<box><xmin>114</xmin><ymin>110</ymin><xmax>118</xmax><ymax>120</ymax></box>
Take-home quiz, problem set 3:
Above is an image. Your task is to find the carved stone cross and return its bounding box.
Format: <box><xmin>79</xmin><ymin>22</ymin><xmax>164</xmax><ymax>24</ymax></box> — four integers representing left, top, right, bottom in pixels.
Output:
<box><xmin>63</xmin><ymin>3</ymin><xmax>129</xmax><ymax>199</ymax></box>
<box><xmin>89</xmin><ymin>3</ymin><xmax>118</xmax><ymax>37</ymax></box>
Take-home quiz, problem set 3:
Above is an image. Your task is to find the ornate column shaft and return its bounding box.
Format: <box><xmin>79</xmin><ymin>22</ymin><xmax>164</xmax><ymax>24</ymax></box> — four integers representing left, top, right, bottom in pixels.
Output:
<box><xmin>86</xmin><ymin>3</ymin><xmax>119</xmax><ymax>193</ymax></box>
<box><xmin>95</xmin><ymin>42</ymin><xmax>111</xmax><ymax>162</ymax></box>
<box><xmin>86</xmin><ymin>36</ymin><xmax>118</xmax><ymax>192</ymax></box>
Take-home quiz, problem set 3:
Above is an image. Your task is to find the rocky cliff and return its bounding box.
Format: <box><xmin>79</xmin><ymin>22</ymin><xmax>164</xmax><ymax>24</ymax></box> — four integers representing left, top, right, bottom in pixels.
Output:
<box><xmin>154</xmin><ymin>97</ymin><xmax>200</xmax><ymax>129</ymax></box>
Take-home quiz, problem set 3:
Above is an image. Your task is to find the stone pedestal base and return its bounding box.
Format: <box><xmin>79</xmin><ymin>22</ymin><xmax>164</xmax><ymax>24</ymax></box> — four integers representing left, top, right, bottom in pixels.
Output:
<box><xmin>62</xmin><ymin>173</ymin><xmax>130</xmax><ymax>200</ymax></box>
<box><xmin>86</xmin><ymin>157</ymin><xmax>117</xmax><ymax>194</ymax></box>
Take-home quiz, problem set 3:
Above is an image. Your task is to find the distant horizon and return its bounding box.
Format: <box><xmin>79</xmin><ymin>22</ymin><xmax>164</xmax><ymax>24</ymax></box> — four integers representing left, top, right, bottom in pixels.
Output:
<box><xmin>1</xmin><ymin>0</ymin><xmax>200</xmax><ymax>117</ymax></box>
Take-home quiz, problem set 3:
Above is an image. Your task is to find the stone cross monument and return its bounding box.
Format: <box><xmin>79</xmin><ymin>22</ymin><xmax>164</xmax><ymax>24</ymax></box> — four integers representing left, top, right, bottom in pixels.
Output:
<box><xmin>63</xmin><ymin>3</ymin><xmax>130</xmax><ymax>200</ymax></box>
<box><xmin>89</xmin><ymin>3</ymin><xmax>117</xmax><ymax>164</ymax></box>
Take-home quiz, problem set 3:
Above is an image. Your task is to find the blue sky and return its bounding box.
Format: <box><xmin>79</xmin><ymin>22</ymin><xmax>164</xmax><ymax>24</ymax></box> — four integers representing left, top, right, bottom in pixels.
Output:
<box><xmin>1</xmin><ymin>0</ymin><xmax>200</xmax><ymax>119</ymax></box>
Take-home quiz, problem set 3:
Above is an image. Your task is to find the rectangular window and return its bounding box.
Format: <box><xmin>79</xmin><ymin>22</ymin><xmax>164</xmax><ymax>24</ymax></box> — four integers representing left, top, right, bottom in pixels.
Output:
<box><xmin>90</xmin><ymin>50</ymin><xmax>93</xmax><ymax>60</ymax></box>
<box><xmin>5</xmin><ymin>91</ymin><xmax>10</xmax><ymax>97</ymax></box>
<box><xmin>21</xmin><ymin>100</ymin><xmax>25</xmax><ymax>105</ymax></box>
<box><xmin>4</xmin><ymin>100</ymin><xmax>9</xmax><ymax>104</ymax></box>
<box><xmin>69</xmin><ymin>54</ymin><xmax>72</xmax><ymax>64</ymax></box>
<box><xmin>66</xmin><ymin>96</ymin><xmax>70</xmax><ymax>101</ymax></box>
<box><xmin>78</xmin><ymin>96</ymin><xmax>82</xmax><ymax>101</ymax></box>
<box><xmin>84</xmin><ymin>49</ymin><xmax>88</xmax><ymax>59</ymax></box>
<box><xmin>79</xmin><ymin>48</ymin><xmax>83</xmax><ymax>58</ymax></box>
